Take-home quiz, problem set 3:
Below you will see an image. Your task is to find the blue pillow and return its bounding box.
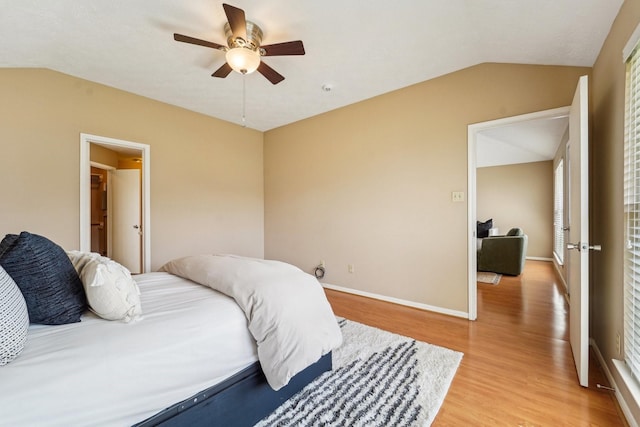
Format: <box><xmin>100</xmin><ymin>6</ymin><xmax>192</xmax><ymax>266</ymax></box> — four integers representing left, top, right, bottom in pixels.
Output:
<box><xmin>0</xmin><ymin>232</ymin><xmax>87</xmax><ymax>325</ymax></box>
<box><xmin>0</xmin><ymin>233</ymin><xmax>17</xmax><ymax>258</ymax></box>
<box><xmin>477</xmin><ymin>219</ymin><xmax>493</xmax><ymax>238</ymax></box>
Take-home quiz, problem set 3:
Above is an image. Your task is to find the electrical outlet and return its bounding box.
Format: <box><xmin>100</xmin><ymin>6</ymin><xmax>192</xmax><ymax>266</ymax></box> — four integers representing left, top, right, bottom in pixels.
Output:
<box><xmin>451</xmin><ymin>191</ymin><xmax>465</xmax><ymax>202</ymax></box>
<box><xmin>348</xmin><ymin>264</ymin><xmax>354</xmax><ymax>274</ymax></box>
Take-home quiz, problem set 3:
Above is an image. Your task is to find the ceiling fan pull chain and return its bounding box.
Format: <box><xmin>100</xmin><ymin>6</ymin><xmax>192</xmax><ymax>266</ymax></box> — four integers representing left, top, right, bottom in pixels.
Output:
<box><xmin>242</xmin><ymin>74</ymin><xmax>247</xmax><ymax>127</ymax></box>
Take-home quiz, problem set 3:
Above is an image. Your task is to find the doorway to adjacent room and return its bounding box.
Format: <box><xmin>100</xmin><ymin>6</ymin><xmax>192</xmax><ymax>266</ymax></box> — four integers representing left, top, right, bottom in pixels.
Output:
<box><xmin>79</xmin><ymin>133</ymin><xmax>151</xmax><ymax>273</ymax></box>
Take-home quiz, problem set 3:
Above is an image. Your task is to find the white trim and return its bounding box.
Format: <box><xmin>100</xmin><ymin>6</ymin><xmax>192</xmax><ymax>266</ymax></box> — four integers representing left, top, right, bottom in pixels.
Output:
<box><xmin>526</xmin><ymin>256</ymin><xmax>554</xmax><ymax>262</ymax></box>
<box><xmin>90</xmin><ymin>161</ymin><xmax>115</xmax><ymax>171</ymax></box>
<box><xmin>624</xmin><ymin>23</ymin><xmax>640</xmax><ymax>62</ymax></box>
<box><xmin>467</xmin><ymin>106</ymin><xmax>570</xmax><ymax>322</ymax></box>
<box><xmin>553</xmin><ymin>252</ymin><xmax>564</xmax><ymax>266</ymax></box>
<box><xmin>553</xmin><ymin>260</ymin><xmax>569</xmax><ymax>293</ymax></box>
<box><xmin>469</xmin><ymin>107</ymin><xmax>570</xmax><ymax>132</ymax></box>
<box><xmin>467</xmin><ymin>124</ymin><xmax>478</xmax><ymax>321</ymax></box>
<box><xmin>613</xmin><ymin>359</ymin><xmax>640</xmax><ymax>426</ymax></box>
<box><xmin>591</xmin><ymin>340</ymin><xmax>638</xmax><ymax>427</ymax></box>
<box><xmin>80</xmin><ymin>133</ymin><xmax>151</xmax><ymax>273</ymax></box>
<box><xmin>322</xmin><ymin>282</ymin><xmax>469</xmax><ymax>319</ymax></box>
<box><xmin>80</xmin><ymin>140</ymin><xmax>90</xmax><ymax>251</ymax></box>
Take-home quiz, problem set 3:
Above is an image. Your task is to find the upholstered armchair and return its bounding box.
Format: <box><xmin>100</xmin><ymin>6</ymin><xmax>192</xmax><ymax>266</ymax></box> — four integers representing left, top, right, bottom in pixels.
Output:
<box><xmin>477</xmin><ymin>227</ymin><xmax>528</xmax><ymax>276</ymax></box>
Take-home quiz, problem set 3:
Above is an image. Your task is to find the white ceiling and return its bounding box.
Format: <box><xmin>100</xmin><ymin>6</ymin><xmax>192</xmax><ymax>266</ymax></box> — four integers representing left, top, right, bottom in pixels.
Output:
<box><xmin>0</xmin><ymin>1</ymin><xmax>623</xmax><ymax>132</ymax></box>
<box><xmin>476</xmin><ymin>114</ymin><xmax>569</xmax><ymax>168</ymax></box>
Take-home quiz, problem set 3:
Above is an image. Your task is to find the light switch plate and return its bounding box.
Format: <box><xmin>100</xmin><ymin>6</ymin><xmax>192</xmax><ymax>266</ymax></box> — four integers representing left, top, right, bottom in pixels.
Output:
<box><xmin>452</xmin><ymin>191</ymin><xmax>465</xmax><ymax>202</ymax></box>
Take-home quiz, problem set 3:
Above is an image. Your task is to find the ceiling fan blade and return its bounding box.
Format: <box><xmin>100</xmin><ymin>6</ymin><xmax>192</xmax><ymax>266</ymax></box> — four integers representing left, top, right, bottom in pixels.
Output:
<box><xmin>212</xmin><ymin>63</ymin><xmax>233</xmax><ymax>78</ymax></box>
<box><xmin>257</xmin><ymin>62</ymin><xmax>285</xmax><ymax>85</ymax></box>
<box><xmin>261</xmin><ymin>40</ymin><xmax>305</xmax><ymax>56</ymax></box>
<box><xmin>174</xmin><ymin>33</ymin><xmax>226</xmax><ymax>50</ymax></box>
<box><xmin>223</xmin><ymin>3</ymin><xmax>247</xmax><ymax>41</ymax></box>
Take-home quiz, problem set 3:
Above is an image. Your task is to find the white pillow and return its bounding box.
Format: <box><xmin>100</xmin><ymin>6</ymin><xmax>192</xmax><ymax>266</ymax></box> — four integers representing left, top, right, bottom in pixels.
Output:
<box><xmin>66</xmin><ymin>251</ymin><xmax>142</xmax><ymax>322</ymax></box>
<box><xmin>0</xmin><ymin>265</ymin><xmax>29</xmax><ymax>365</ymax></box>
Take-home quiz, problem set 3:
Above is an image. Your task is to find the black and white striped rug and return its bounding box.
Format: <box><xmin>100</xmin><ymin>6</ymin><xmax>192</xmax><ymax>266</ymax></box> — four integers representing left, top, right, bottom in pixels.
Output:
<box><xmin>256</xmin><ymin>318</ymin><xmax>463</xmax><ymax>427</ymax></box>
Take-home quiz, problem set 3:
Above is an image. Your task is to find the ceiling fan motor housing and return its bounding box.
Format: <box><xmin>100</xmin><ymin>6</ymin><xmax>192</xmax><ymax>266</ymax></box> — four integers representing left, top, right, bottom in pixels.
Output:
<box><xmin>224</xmin><ymin>20</ymin><xmax>263</xmax><ymax>53</ymax></box>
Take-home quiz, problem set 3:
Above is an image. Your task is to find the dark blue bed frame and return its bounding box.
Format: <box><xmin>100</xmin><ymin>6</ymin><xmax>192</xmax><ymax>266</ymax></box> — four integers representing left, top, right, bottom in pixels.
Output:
<box><xmin>134</xmin><ymin>352</ymin><xmax>332</xmax><ymax>427</ymax></box>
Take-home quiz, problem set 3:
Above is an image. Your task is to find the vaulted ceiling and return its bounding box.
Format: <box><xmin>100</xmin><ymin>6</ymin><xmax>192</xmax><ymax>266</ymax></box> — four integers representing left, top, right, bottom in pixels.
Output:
<box><xmin>0</xmin><ymin>1</ymin><xmax>623</xmax><ymax>131</ymax></box>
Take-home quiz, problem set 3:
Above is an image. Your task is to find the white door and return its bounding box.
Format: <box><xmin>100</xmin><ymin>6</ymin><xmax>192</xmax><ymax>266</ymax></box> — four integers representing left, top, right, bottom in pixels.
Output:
<box><xmin>567</xmin><ymin>75</ymin><xmax>596</xmax><ymax>387</ymax></box>
<box><xmin>111</xmin><ymin>169</ymin><xmax>142</xmax><ymax>274</ymax></box>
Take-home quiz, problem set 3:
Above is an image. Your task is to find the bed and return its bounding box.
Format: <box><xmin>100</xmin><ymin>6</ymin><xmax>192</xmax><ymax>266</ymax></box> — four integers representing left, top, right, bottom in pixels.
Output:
<box><xmin>0</xmin><ymin>233</ymin><xmax>341</xmax><ymax>426</ymax></box>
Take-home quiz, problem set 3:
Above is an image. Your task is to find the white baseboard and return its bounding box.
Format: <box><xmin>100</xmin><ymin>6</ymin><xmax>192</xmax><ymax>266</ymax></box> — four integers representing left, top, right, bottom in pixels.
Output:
<box><xmin>552</xmin><ymin>260</ymin><xmax>569</xmax><ymax>293</ymax></box>
<box><xmin>526</xmin><ymin>256</ymin><xmax>554</xmax><ymax>262</ymax></box>
<box><xmin>590</xmin><ymin>339</ymin><xmax>638</xmax><ymax>427</ymax></box>
<box><xmin>321</xmin><ymin>282</ymin><xmax>469</xmax><ymax>319</ymax></box>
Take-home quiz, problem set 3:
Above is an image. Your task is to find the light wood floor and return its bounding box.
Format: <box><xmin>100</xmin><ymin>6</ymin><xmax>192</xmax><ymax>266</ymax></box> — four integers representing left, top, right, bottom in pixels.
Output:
<box><xmin>325</xmin><ymin>260</ymin><xmax>626</xmax><ymax>426</ymax></box>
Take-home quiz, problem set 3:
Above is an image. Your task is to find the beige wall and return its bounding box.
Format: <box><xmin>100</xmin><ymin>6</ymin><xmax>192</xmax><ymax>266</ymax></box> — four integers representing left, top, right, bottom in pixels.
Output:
<box><xmin>477</xmin><ymin>161</ymin><xmax>553</xmax><ymax>258</ymax></box>
<box><xmin>89</xmin><ymin>144</ymin><xmax>118</xmax><ymax>167</ymax></box>
<box><xmin>0</xmin><ymin>68</ymin><xmax>264</xmax><ymax>270</ymax></box>
<box><xmin>265</xmin><ymin>63</ymin><xmax>589</xmax><ymax>314</ymax></box>
<box><xmin>592</xmin><ymin>0</ymin><xmax>640</xmax><ymax>421</ymax></box>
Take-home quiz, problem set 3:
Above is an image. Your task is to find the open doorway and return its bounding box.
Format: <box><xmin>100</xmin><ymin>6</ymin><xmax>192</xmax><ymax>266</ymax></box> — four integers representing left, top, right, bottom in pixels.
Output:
<box><xmin>90</xmin><ymin>166</ymin><xmax>109</xmax><ymax>256</ymax></box>
<box><xmin>90</xmin><ymin>158</ymin><xmax>142</xmax><ymax>273</ymax></box>
<box><xmin>80</xmin><ymin>133</ymin><xmax>151</xmax><ymax>273</ymax></box>
<box><xmin>467</xmin><ymin>107</ymin><xmax>570</xmax><ymax>320</ymax></box>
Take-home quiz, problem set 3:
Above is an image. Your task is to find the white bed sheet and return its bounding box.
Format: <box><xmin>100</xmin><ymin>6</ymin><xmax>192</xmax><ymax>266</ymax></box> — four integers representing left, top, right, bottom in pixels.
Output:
<box><xmin>0</xmin><ymin>272</ymin><xmax>258</xmax><ymax>427</ymax></box>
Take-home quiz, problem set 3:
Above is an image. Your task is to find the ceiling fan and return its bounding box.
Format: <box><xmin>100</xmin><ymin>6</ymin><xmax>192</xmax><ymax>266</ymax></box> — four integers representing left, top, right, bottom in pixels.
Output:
<box><xmin>174</xmin><ymin>3</ymin><xmax>305</xmax><ymax>85</ymax></box>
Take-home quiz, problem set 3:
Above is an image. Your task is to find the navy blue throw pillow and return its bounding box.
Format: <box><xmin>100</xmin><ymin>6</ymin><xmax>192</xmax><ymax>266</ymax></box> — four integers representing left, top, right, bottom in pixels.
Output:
<box><xmin>476</xmin><ymin>219</ymin><xmax>493</xmax><ymax>238</ymax></box>
<box><xmin>0</xmin><ymin>232</ymin><xmax>87</xmax><ymax>325</ymax></box>
<box><xmin>0</xmin><ymin>233</ymin><xmax>18</xmax><ymax>258</ymax></box>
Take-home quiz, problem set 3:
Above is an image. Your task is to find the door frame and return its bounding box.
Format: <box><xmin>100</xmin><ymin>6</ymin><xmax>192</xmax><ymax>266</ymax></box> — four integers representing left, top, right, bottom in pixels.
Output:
<box><xmin>467</xmin><ymin>106</ymin><xmax>570</xmax><ymax>320</ymax></box>
<box><xmin>80</xmin><ymin>133</ymin><xmax>151</xmax><ymax>273</ymax></box>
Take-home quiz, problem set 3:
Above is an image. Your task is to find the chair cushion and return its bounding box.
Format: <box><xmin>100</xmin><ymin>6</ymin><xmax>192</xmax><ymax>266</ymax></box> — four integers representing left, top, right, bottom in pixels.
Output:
<box><xmin>506</xmin><ymin>227</ymin><xmax>524</xmax><ymax>236</ymax></box>
<box><xmin>0</xmin><ymin>266</ymin><xmax>29</xmax><ymax>365</ymax></box>
<box><xmin>0</xmin><ymin>232</ymin><xmax>87</xmax><ymax>325</ymax></box>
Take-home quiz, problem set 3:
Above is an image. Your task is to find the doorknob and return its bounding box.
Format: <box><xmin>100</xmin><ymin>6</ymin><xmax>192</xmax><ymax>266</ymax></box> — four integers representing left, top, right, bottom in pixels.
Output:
<box><xmin>567</xmin><ymin>242</ymin><xmax>602</xmax><ymax>252</ymax></box>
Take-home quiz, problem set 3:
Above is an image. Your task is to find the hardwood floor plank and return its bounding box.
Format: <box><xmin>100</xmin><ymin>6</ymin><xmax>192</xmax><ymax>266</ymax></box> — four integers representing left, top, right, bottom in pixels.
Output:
<box><xmin>324</xmin><ymin>260</ymin><xmax>626</xmax><ymax>426</ymax></box>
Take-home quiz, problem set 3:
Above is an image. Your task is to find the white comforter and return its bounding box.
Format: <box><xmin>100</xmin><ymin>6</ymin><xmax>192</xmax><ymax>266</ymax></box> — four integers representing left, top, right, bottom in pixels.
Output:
<box><xmin>160</xmin><ymin>254</ymin><xmax>343</xmax><ymax>390</ymax></box>
<box><xmin>0</xmin><ymin>272</ymin><xmax>258</xmax><ymax>427</ymax></box>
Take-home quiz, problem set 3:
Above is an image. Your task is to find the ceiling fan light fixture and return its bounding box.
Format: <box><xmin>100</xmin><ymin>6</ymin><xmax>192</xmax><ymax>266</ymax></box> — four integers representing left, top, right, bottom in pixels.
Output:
<box><xmin>175</xmin><ymin>5</ymin><xmax>303</xmax><ymax>84</ymax></box>
<box><xmin>226</xmin><ymin>47</ymin><xmax>261</xmax><ymax>74</ymax></box>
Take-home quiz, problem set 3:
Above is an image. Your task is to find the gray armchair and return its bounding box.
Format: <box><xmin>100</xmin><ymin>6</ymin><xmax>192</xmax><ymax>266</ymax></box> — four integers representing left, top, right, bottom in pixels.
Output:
<box><xmin>477</xmin><ymin>227</ymin><xmax>528</xmax><ymax>276</ymax></box>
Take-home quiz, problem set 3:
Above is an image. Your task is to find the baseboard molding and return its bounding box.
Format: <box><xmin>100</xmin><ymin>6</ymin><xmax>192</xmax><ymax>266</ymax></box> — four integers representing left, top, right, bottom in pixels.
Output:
<box><xmin>321</xmin><ymin>282</ymin><xmax>469</xmax><ymax>319</ymax></box>
<box><xmin>526</xmin><ymin>256</ymin><xmax>554</xmax><ymax>262</ymax></box>
<box><xmin>590</xmin><ymin>339</ymin><xmax>638</xmax><ymax>427</ymax></box>
<box><xmin>552</xmin><ymin>261</ymin><xmax>569</xmax><ymax>293</ymax></box>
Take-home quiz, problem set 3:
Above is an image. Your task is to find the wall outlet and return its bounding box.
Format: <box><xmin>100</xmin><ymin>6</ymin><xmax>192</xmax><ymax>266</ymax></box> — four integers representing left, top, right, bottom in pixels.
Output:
<box><xmin>451</xmin><ymin>191</ymin><xmax>465</xmax><ymax>202</ymax></box>
<box><xmin>348</xmin><ymin>264</ymin><xmax>354</xmax><ymax>274</ymax></box>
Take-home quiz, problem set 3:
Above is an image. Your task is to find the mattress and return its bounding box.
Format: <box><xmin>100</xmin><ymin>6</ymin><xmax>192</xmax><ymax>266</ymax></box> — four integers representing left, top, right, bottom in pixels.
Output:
<box><xmin>0</xmin><ymin>272</ymin><xmax>258</xmax><ymax>426</ymax></box>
